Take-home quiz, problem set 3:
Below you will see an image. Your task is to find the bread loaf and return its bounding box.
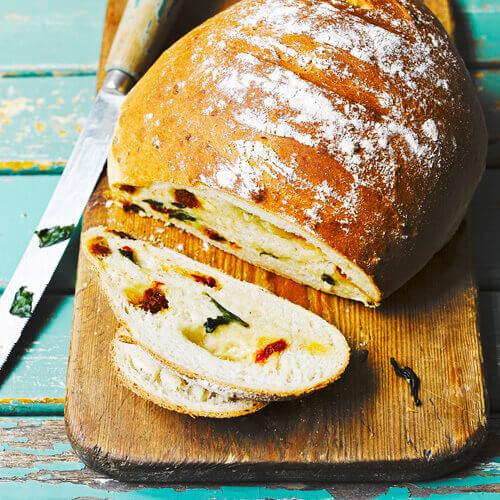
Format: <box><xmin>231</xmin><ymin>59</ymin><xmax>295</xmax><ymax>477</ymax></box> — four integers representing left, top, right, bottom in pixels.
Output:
<box><xmin>111</xmin><ymin>331</ymin><xmax>267</xmax><ymax>418</ymax></box>
<box><xmin>109</xmin><ymin>0</ymin><xmax>487</xmax><ymax>306</ymax></box>
<box><xmin>82</xmin><ymin>227</ymin><xmax>350</xmax><ymax>401</ymax></box>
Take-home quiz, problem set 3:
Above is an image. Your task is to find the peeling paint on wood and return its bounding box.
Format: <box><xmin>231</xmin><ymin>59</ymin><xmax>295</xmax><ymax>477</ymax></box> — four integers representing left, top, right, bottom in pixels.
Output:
<box><xmin>0</xmin><ymin>296</ymin><xmax>72</xmax><ymax>414</ymax></box>
<box><xmin>0</xmin><ymin>417</ymin><xmax>498</xmax><ymax>497</ymax></box>
<box><xmin>0</xmin><ymin>176</ymin><xmax>79</xmax><ymax>292</ymax></box>
<box><xmin>471</xmin><ymin>70</ymin><xmax>500</xmax><ymax>165</ymax></box>
<box><xmin>0</xmin><ymin>76</ymin><xmax>95</xmax><ymax>164</ymax></box>
<box><xmin>454</xmin><ymin>0</ymin><xmax>500</xmax><ymax>65</ymax></box>
<box><xmin>0</xmin><ymin>1</ymin><xmax>106</xmax><ymax>76</ymax></box>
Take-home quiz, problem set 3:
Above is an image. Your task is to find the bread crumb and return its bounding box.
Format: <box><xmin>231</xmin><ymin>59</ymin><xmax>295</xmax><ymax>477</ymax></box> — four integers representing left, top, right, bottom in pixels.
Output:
<box><xmin>176</xmin><ymin>243</ymin><xmax>184</xmax><ymax>251</ymax></box>
<box><xmin>202</xmin><ymin>241</ymin><xmax>209</xmax><ymax>252</ymax></box>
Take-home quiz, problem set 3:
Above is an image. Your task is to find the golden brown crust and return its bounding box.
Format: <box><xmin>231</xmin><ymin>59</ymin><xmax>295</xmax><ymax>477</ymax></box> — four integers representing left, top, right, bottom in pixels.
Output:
<box><xmin>83</xmin><ymin>240</ymin><xmax>350</xmax><ymax>402</ymax></box>
<box><xmin>110</xmin><ymin>336</ymin><xmax>267</xmax><ymax>418</ymax></box>
<box><xmin>109</xmin><ymin>0</ymin><xmax>487</xmax><ymax>301</ymax></box>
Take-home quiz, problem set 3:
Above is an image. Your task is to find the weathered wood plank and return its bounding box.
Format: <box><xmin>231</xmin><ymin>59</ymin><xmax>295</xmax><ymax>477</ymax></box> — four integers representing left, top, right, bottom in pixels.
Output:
<box><xmin>0</xmin><ymin>296</ymin><xmax>72</xmax><ymax>415</ymax></box>
<box><xmin>0</xmin><ymin>0</ymin><xmax>498</xmax><ymax>73</ymax></box>
<box><xmin>0</xmin><ymin>1</ymin><xmax>106</xmax><ymax>76</ymax></box>
<box><xmin>0</xmin><ymin>176</ymin><xmax>78</xmax><ymax>292</ymax></box>
<box><xmin>0</xmin><ymin>169</ymin><xmax>496</xmax><ymax>295</ymax></box>
<box><xmin>0</xmin><ymin>70</ymin><xmax>496</xmax><ymax>172</ymax></box>
<box><xmin>472</xmin><ymin>169</ymin><xmax>500</xmax><ymax>290</ymax></box>
<box><xmin>0</xmin><ymin>74</ymin><xmax>496</xmax><ymax>173</ymax></box>
<box><xmin>0</xmin><ymin>416</ymin><xmax>498</xmax><ymax>496</ymax></box>
<box><xmin>472</xmin><ymin>70</ymin><xmax>500</xmax><ymax>166</ymax></box>
<box><xmin>0</xmin><ymin>76</ymin><xmax>95</xmax><ymax>169</ymax></box>
<box><xmin>453</xmin><ymin>0</ymin><xmax>500</xmax><ymax>65</ymax></box>
<box><xmin>0</xmin><ymin>290</ymin><xmax>496</xmax><ymax>416</ymax></box>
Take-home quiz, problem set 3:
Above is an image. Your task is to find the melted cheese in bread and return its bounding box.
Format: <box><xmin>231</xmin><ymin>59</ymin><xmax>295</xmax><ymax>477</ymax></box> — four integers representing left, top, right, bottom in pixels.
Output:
<box><xmin>113</xmin><ymin>182</ymin><xmax>373</xmax><ymax>305</ymax></box>
<box><xmin>83</xmin><ymin>227</ymin><xmax>350</xmax><ymax>399</ymax></box>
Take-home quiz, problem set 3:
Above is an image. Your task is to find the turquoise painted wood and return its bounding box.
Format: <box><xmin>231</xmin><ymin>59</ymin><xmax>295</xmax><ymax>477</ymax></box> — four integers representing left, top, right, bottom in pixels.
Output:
<box><xmin>0</xmin><ymin>70</ymin><xmax>498</xmax><ymax>172</ymax></box>
<box><xmin>453</xmin><ymin>0</ymin><xmax>500</xmax><ymax>64</ymax></box>
<box><xmin>0</xmin><ymin>416</ymin><xmax>499</xmax><ymax>498</ymax></box>
<box><xmin>0</xmin><ymin>76</ymin><xmax>96</xmax><ymax>169</ymax></box>
<box><xmin>471</xmin><ymin>69</ymin><xmax>500</xmax><ymax>165</ymax></box>
<box><xmin>0</xmin><ymin>176</ymin><xmax>78</xmax><ymax>292</ymax></box>
<box><xmin>2</xmin><ymin>170</ymin><xmax>497</xmax><ymax>296</ymax></box>
<box><xmin>0</xmin><ymin>0</ymin><xmax>498</xmax><ymax>495</ymax></box>
<box><xmin>0</xmin><ymin>1</ymin><xmax>106</xmax><ymax>76</ymax></box>
<box><xmin>0</xmin><ymin>297</ymin><xmax>72</xmax><ymax>415</ymax></box>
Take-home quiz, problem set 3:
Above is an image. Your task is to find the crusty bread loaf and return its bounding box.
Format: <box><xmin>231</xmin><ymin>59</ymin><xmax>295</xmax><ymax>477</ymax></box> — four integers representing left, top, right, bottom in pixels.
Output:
<box><xmin>82</xmin><ymin>227</ymin><xmax>350</xmax><ymax>401</ymax></box>
<box><xmin>108</xmin><ymin>0</ymin><xmax>487</xmax><ymax>306</ymax></box>
<box><xmin>111</xmin><ymin>331</ymin><xmax>267</xmax><ymax>418</ymax></box>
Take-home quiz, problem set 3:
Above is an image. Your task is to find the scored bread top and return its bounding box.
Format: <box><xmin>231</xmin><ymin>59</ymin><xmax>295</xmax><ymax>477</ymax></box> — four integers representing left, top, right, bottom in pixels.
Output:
<box><xmin>109</xmin><ymin>0</ymin><xmax>487</xmax><ymax>300</ymax></box>
<box><xmin>82</xmin><ymin>227</ymin><xmax>350</xmax><ymax>400</ymax></box>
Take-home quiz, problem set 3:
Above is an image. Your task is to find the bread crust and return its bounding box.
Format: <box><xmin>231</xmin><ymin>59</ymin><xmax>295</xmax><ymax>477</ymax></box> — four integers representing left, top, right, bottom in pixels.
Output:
<box><xmin>110</xmin><ymin>334</ymin><xmax>267</xmax><ymax>418</ymax></box>
<box><xmin>109</xmin><ymin>0</ymin><xmax>487</xmax><ymax>301</ymax></box>
<box><xmin>83</xmin><ymin>229</ymin><xmax>350</xmax><ymax>402</ymax></box>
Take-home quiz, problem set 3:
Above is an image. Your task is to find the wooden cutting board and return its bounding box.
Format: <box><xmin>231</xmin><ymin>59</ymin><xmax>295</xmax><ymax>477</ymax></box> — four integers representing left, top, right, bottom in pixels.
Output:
<box><xmin>65</xmin><ymin>0</ymin><xmax>487</xmax><ymax>483</ymax></box>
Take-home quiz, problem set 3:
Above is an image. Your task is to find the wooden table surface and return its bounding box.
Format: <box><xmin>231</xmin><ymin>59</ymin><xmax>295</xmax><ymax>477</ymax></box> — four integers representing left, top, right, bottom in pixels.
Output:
<box><xmin>0</xmin><ymin>0</ymin><xmax>498</xmax><ymax>498</ymax></box>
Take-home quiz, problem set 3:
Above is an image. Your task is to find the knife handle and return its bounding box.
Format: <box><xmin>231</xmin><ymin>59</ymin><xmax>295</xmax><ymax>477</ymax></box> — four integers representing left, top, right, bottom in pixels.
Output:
<box><xmin>105</xmin><ymin>0</ymin><xmax>182</xmax><ymax>82</ymax></box>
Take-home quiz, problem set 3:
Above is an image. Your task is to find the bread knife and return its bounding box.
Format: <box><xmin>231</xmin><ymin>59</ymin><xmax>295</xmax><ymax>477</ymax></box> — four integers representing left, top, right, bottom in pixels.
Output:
<box><xmin>0</xmin><ymin>0</ymin><xmax>182</xmax><ymax>371</ymax></box>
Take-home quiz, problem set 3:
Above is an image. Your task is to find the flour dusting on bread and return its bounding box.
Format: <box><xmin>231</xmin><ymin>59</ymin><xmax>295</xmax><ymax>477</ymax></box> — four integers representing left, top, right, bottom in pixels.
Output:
<box><xmin>109</xmin><ymin>0</ymin><xmax>486</xmax><ymax>303</ymax></box>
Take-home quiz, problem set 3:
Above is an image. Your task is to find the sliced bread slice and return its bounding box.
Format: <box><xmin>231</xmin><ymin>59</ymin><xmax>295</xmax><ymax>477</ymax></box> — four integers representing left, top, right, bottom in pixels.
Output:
<box><xmin>82</xmin><ymin>226</ymin><xmax>350</xmax><ymax>401</ymax></box>
<box><xmin>111</xmin><ymin>331</ymin><xmax>266</xmax><ymax>418</ymax></box>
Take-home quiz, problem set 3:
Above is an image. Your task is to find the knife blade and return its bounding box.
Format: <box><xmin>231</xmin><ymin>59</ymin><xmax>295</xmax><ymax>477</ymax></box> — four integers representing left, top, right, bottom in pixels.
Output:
<box><xmin>0</xmin><ymin>74</ymin><xmax>127</xmax><ymax>368</ymax></box>
<box><xmin>0</xmin><ymin>0</ymin><xmax>182</xmax><ymax>370</ymax></box>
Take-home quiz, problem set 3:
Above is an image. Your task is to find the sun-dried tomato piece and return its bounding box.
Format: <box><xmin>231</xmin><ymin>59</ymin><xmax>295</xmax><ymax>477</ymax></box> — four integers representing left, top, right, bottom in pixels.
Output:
<box><xmin>336</xmin><ymin>265</ymin><xmax>347</xmax><ymax>279</ymax></box>
<box><xmin>139</xmin><ymin>282</ymin><xmax>168</xmax><ymax>314</ymax></box>
<box><xmin>255</xmin><ymin>339</ymin><xmax>288</xmax><ymax>364</ymax></box>
<box><xmin>174</xmin><ymin>189</ymin><xmax>200</xmax><ymax>208</ymax></box>
<box><xmin>89</xmin><ymin>237</ymin><xmax>111</xmax><ymax>257</ymax></box>
<box><xmin>117</xmin><ymin>184</ymin><xmax>138</xmax><ymax>194</ymax></box>
<box><xmin>191</xmin><ymin>273</ymin><xmax>217</xmax><ymax>288</ymax></box>
<box><xmin>203</xmin><ymin>227</ymin><xmax>226</xmax><ymax>242</ymax></box>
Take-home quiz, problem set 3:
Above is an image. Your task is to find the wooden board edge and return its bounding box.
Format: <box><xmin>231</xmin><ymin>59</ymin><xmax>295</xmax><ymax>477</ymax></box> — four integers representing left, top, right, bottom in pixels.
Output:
<box><xmin>64</xmin><ymin>408</ymin><xmax>488</xmax><ymax>484</ymax></box>
<box><xmin>64</xmin><ymin>0</ymin><xmax>488</xmax><ymax>484</ymax></box>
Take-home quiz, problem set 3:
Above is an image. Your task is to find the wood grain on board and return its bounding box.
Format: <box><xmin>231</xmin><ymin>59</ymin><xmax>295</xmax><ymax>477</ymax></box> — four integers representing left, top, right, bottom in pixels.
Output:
<box><xmin>65</xmin><ymin>0</ymin><xmax>488</xmax><ymax>482</ymax></box>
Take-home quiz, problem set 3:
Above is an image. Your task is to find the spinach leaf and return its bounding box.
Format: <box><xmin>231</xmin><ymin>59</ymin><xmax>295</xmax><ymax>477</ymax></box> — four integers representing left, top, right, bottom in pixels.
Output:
<box><xmin>203</xmin><ymin>293</ymin><xmax>249</xmax><ymax>333</ymax></box>
<box><xmin>143</xmin><ymin>199</ymin><xmax>196</xmax><ymax>222</ymax></box>
<box><xmin>321</xmin><ymin>273</ymin><xmax>336</xmax><ymax>286</ymax></box>
<box><xmin>9</xmin><ymin>286</ymin><xmax>34</xmax><ymax>318</ymax></box>
<box><xmin>260</xmin><ymin>251</ymin><xmax>279</xmax><ymax>259</ymax></box>
<box><xmin>390</xmin><ymin>357</ymin><xmax>421</xmax><ymax>406</ymax></box>
<box><xmin>35</xmin><ymin>224</ymin><xmax>75</xmax><ymax>248</ymax></box>
<box><xmin>169</xmin><ymin>209</ymin><xmax>196</xmax><ymax>222</ymax></box>
<box><xmin>119</xmin><ymin>247</ymin><xmax>136</xmax><ymax>264</ymax></box>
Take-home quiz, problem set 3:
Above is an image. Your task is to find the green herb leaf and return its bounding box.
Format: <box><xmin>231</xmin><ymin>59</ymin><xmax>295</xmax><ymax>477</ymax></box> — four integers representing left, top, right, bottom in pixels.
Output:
<box><xmin>390</xmin><ymin>357</ymin><xmax>421</xmax><ymax>406</ymax></box>
<box><xmin>321</xmin><ymin>273</ymin><xmax>336</xmax><ymax>286</ymax></box>
<box><xmin>203</xmin><ymin>293</ymin><xmax>249</xmax><ymax>333</ymax></box>
<box><xmin>143</xmin><ymin>199</ymin><xmax>167</xmax><ymax>212</ymax></box>
<box><xmin>260</xmin><ymin>251</ymin><xmax>279</xmax><ymax>259</ymax></box>
<box><xmin>168</xmin><ymin>209</ymin><xmax>196</xmax><ymax>222</ymax></box>
<box><xmin>35</xmin><ymin>224</ymin><xmax>75</xmax><ymax>248</ymax></box>
<box><xmin>119</xmin><ymin>248</ymin><xmax>135</xmax><ymax>264</ymax></box>
<box><xmin>143</xmin><ymin>199</ymin><xmax>196</xmax><ymax>222</ymax></box>
<box><xmin>9</xmin><ymin>286</ymin><xmax>34</xmax><ymax>318</ymax></box>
